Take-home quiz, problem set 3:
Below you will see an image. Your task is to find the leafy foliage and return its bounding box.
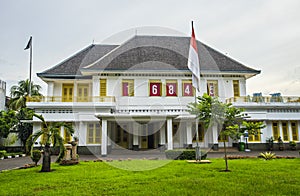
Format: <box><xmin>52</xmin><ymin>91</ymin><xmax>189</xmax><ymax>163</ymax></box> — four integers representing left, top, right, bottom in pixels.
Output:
<box><xmin>0</xmin><ymin>110</ymin><xmax>18</xmax><ymax>138</ymax></box>
<box><xmin>260</xmin><ymin>152</ymin><xmax>276</xmax><ymax>160</ymax></box>
<box><xmin>14</xmin><ymin>108</ymin><xmax>34</xmax><ymax>151</ymax></box>
<box><xmin>165</xmin><ymin>149</ymin><xmax>207</xmax><ymax>160</ymax></box>
<box><xmin>9</xmin><ymin>79</ymin><xmax>42</xmax><ymax>110</ymax></box>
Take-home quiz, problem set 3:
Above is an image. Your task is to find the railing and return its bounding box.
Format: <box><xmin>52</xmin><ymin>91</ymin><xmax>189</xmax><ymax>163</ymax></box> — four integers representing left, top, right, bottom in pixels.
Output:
<box><xmin>26</xmin><ymin>96</ymin><xmax>116</xmax><ymax>103</ymax></box>
<box><xmin>226</xmin><ymin>96</ymin><xmax>300</xmax><ymax>104</ymax></box>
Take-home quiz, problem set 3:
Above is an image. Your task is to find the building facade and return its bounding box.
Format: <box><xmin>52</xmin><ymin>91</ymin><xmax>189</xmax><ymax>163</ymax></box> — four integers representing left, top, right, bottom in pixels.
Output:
<box><xmin>27</xmin><ymin>35</ymin><xmax>300</xmax><ymax>156</ymax></box>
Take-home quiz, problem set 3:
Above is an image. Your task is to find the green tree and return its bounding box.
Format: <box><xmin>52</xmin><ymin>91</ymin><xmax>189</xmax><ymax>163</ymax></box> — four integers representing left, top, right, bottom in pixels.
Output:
<box><xmin>0</xmin><ymin>110</ymin><xmax>18</xmax><ymax>139</ymax></box>
<box><xmin>26</xmin><ymin>114</ymin><xmax>74</xmax><ymax>172</ymax></box>
<box><xmin>188</xmin><ymin>93</ymin><xmax>245</xmax><ymax>171</ymax></box>
<box><xmin>9</xmin><ymin>79</ymin><xmax>42</xmax><ymax>110</ymax></box>
<box><xmin>14</xmin><ymin>108</ymin><xmax>35</xmax><ymax>152</ymax></box>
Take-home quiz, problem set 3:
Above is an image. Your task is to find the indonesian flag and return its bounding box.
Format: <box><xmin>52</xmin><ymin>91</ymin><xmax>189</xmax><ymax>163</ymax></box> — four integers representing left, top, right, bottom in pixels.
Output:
<box><xmin>187</xmin><ymin>22</ymin><xmax>200</xmax><ymax>93</ymax></box>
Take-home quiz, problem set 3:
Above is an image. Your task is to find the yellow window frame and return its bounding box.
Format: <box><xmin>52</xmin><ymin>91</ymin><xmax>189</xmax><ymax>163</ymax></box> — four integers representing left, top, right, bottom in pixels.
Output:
<box><xmin>87</xmin><ymin>123</ymin><xmax>101</xmax><ymax>144</ymax></box>
<box><xmin>100</xmin><ymin>79</ymin><xmax>107</xmax><ymax>97</ymax></box>
<box><xmin>233</xmin><ymin>80</ymin><xmax>240</xmax><ymax>97</ymax></box>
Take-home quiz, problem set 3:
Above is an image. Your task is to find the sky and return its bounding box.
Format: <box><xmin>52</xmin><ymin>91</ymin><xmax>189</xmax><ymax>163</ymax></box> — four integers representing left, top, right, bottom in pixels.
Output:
<box><xmin>0</xmin><ymin>0</ymin><xmax>300</xmax><ymax>96</ymax></box>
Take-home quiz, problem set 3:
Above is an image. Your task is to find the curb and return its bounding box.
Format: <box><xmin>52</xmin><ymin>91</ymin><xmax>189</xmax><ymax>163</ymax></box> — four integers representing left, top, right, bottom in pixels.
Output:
<box><xmin>0</xmin><ymin>154</ymin><xmax>26</xmax><ymax>160</ymax></box>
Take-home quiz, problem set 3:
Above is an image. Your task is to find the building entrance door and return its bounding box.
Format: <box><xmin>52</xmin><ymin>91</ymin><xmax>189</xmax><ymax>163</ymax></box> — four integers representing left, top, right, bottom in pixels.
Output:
<box><xmin>116</xmin><ymin>125</ymin><xmax>128</xmax><ymax>148</ymax></box>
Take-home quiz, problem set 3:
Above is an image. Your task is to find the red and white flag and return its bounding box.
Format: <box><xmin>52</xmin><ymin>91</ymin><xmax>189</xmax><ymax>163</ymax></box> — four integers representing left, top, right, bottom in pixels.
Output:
<box><xmin>187</xmin><ymin>22</ymin><xmax>200</xmax><ymax>93</ymax></box>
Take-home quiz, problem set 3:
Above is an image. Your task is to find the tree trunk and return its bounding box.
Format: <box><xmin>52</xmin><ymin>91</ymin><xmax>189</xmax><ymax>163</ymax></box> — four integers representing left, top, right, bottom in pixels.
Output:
<box><xmin>224</xmin><ymin>140</ymin><xmax>229</xmax><ymax>171</ymax></box>
<box><xmin>41</xmin><ymin>144</ymin><xmax>51</xmax><ymax>172</ymax></box>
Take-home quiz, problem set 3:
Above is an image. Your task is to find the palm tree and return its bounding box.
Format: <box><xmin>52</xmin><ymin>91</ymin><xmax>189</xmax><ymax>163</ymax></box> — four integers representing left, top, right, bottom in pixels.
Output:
<box><xmin>26</xmin><ymin>114</ymin><xmax>74</xmax><ymax>172</ymax></box>
<box><xmin>9</xmin><ymin>79</ymin><xmax>42</xmax><ymax>110</ymax></box>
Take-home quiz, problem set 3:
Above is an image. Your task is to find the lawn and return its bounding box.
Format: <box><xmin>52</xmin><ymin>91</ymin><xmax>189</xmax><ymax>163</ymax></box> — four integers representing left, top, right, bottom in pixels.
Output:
<box><xmin>0</xmin><ymin>158</ymin><xmax>299</xmax><ymax>195</ymax></box>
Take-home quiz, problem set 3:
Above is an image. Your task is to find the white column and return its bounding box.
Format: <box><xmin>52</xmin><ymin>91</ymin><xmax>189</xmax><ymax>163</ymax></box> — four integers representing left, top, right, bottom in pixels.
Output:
<box><xmin>212</xmin><ymin>124</ymin><xmax>218</xmax><ymax>149</ymax></box>
<box><xmin>278</xmin><ymin>121</ymin><xmax>283</xmax><ymax>140</ymax></box>
<box><xmin>167</xmin><ymin>118</ymin><xmax>173</xmax><ymax>150</ymax></box>
<box><xmin>101</xmin><ymin>119</ymin><xmax>107</xmax><ymax>157</ymax></box>
<box><xmin>260</xmin><ymin>121</ymin><xmax>267</xmax><ymax>143</ymax></box>
<box><xmin>47</xmin><ymin>81</ymin><xmax>54</xmax><ymax>97</ymax></box>
<box><xmin>79</xmin><ymin>122</ymin><xmax>85</xmax><ymax>146</ymax></box>
<box><xmin>93</xmin><ymin>76</ymin><xmax>100</xmax><ymax>97</ymax></box>
<box><xmin>186</xmin><ymin>121</ymin><xmax>192</xmax><ymax>145</ymax></box>
<box><xmin>159</xmin><ymin>124</ymin><xmax>166</xmax><ymax>145</ymax></box>
<box><xmin>288</xmin><ymin>121</ymin><xmax>293</xmax><ymax>141</ymax></box>
<box><xmin>133</xmin><ymin>123</ymin><xmax>139</xmax><ymax>146</ymax></box>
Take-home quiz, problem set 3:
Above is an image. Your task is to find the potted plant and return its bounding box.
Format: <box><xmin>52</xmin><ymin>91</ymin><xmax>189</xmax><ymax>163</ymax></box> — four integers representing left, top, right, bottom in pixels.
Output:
<box><xmin>266</xmin><ymin>137</ymin><xmax>274</xmax><ymax>151</ymax></box>
<box><xmin>277</xmin><ymin>137</ymin><xmax>284</xmax><ymax>151</ymax></box>
<box><xmin>289</xmin><ymin>141</ymin><xmax>296</xmax><ymax>150</ymax></box>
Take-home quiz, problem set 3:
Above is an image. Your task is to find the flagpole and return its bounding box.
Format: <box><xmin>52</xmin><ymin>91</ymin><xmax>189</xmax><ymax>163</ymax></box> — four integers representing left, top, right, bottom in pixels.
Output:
<box><xmin>29</xmin><ymin>37</ymin><xmax>32</xmax><ymax>96</ymax></box>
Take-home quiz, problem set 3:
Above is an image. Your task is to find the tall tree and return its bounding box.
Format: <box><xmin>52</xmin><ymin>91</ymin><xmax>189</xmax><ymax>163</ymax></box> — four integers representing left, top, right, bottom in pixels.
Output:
<box><xmin>9</xmin><ymin>79</ymin><xmax>42</xmax><ymax>110</ymax></box>
<box><xmin>188</xmin><ymin>93</ymin><xmax>245</xmax><ymax>171</ymax></box>
<box><xmin>26</xmin><ymin>114</ymin><xmax>74</xmax><ymax>172</ymax></box>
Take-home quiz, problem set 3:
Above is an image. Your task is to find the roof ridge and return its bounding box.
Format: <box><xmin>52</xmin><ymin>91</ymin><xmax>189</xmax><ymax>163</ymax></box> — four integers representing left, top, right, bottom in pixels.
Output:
<box><xmin>199</xmin><ymin>42</ymin><xmax>260</xmax><ymax>73</ymax></box>
<box><xmin>83</xmin><ymin>35</ymin><xmax>137</xmax><ymax>69</ymax></box>
<box><xmin>38</xmin><ymin>44</ymin><xmax>95</xmax><ymax>75</ymax></box>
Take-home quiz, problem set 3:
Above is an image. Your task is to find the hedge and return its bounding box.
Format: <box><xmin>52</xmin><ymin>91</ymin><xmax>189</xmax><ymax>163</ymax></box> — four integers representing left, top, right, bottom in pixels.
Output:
<box><xmin>165</xmin><ymin>149</ymin><xmax>207</xmax><ymax>160</ymax></box>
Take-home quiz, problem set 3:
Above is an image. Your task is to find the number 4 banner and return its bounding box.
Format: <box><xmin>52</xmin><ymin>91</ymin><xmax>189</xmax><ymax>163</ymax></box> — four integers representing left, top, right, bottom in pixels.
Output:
<box><xmin>183</xmin><ymin>83</ymin><xmax>193</xmax><ymax>96</ymax></box>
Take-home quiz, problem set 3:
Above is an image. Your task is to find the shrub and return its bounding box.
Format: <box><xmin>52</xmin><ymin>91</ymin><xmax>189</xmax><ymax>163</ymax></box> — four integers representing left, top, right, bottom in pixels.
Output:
<box><xmin>259</xmin><ymin>152</ymin><xmax>276</xmax><ymax>160</ymax></box>
<box><xmin>31</xmin><ymin>150</ymin><xmax>42</xmax><ymax>166</ymax></box>
<box><xmin>0</xmin><ymin>150</ymin><xmax>6</xmax><ymax>158</ymax></box>
<box><xmin>165</xmin><ymin>149</ymin><xmax>207</xmax><ymax>160</ymax></box>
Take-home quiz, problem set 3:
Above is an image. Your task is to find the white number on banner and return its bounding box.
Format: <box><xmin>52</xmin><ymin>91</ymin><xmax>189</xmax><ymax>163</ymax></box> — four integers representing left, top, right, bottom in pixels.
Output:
<box><xmin>152</xmin><ymin>85</ymin><xmax>158</xmax><ymax>95</ymax></box>
<box><xmin>169</xmin><ymin>85</ymin><xmax>174</xmax><ymax>95</ymax></box>
<box><xmin>185</xmin><ymin>85</ymin><xmax>190</xmax><ymax>95</ymax></box>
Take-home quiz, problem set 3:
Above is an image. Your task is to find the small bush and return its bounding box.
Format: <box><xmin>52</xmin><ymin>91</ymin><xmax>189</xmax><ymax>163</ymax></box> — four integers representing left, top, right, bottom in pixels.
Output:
<box><xmin>31</xmin><ymin>150</ymin><xmax>42</xmax><ymax>166</ymax></box>
<box><xmin>259</xmin><ymin>152</ymin><xmax>276</xmax><ymax>160</ymax></box>
<box><xmin>165</xmin><ymin>149</ymin><xmax>207</xmax><ymax>160</ymax></box>
<box><xmin>0</xmin><ymin>150</ymin><xmax>6</xmax><ymax>158</ymax></box>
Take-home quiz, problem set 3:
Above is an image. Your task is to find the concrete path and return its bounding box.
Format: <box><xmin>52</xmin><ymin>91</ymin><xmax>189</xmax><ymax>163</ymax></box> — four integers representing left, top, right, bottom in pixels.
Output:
<box><xmin>1</xmin><ymin>150</ymin><xmax>299</xmax><ymax>171</ymax></box>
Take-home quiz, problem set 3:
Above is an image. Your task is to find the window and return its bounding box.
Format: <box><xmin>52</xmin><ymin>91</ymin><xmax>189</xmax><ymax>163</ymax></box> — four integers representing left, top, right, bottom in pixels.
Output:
<box><xmin>248</xmin><ymin>122</ymin><xmax>261</xmax><ymax>142</ymax></box>
<box><xmin>233</xmin><ymin>80</ymin><xmax>240</xmax><ymax>97</ymax></box>
<box><xmin>149</xmin><ymin>80</ymin><xmax>162</xmax><ymax>96</ymax></box>
<box><xmin>207</xmin><ymin>80</ymin><xmax>218</xmax><ymax>97</ymax></box>
<box><xmin>87</xmin><ymin>123</ymin><xmax>101</xmax><ymax>144</ymax></box>
<box><xmin>166</xmin><ymin>80</ymin><xmax>177</xmax><ymax>96</ymax></box>
<box><xmin>173</xmin><ymin>124</ymin><xmax>179</xmax><ymax>143</ymax></box>
<box><xmin>182</xmin><ymin>80</ymin><xmax>194</xmax><ymax>96</ymax></box>
<box><xmin>272</xmin><ymin>122</ymin><xmax>279</xmax><ymax>140</ymax></box>
<box><xmin>100</xmin><ymin>79</ymin><xmax>106</xmax><ymax>96</ymax></box>
<box><xmin>193</xmin><ymin>123</ymin><xmax>204</xmax><ymax>142</ymax></box>
<box><xmin>62</xmin><ymin>84</ymin><xmax>74</xmax><ymax>102</ymax></box>
<box><xmin>291</xmin><ymin>122</ymin><xmax>298</xmax><ymax>141</ymax></box>
<box><xmin>77</xmin><ymin>84</ymin><xmax>89</xmax><ymax>102</ymax></box>
<box><xmin>282</xmin><ymin>122</ymin><xmax>289</xmax><ymax>141</ymax></box>
<box><xmin>122</xmin><ymin>80</ymin><xmax>134</xmax><ymax>96</ymax></box>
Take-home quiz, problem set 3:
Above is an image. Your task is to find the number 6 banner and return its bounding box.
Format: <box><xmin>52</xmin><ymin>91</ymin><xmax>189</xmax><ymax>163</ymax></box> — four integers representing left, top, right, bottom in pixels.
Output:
<box><xmin>149</xmin><ymin>82</ymin><xmax>161</xmax><ymax>96</ymax></box>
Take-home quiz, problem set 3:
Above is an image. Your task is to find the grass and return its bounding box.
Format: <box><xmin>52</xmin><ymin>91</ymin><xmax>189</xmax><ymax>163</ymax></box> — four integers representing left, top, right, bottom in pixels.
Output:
<box><xmin>0</xmin><ymin>158</ymin><xmax>299</xmax><ymax>195</ymax></box>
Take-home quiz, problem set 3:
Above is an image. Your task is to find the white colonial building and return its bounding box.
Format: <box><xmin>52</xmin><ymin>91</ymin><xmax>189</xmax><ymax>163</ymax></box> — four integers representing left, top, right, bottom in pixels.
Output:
<box><xmin>27</xmin><ymin>35</ymin><xmax>299</xmax><ymax>156</ymax></box>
